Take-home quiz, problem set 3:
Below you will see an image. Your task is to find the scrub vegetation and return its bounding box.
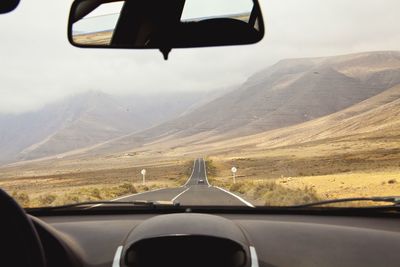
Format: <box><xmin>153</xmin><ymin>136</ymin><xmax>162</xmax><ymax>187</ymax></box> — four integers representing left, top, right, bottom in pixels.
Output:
<box><xmin>207</xmin><ymin>158</ymin><xmax>321</xmax><ymax>205</ymax></box>
<box><xmin>207</xmin><ymin>152</ymin><xmax>400</xmax><ymax>206</ymax></box>
<box><xmin>211</xmin><ymin>179</ymin><xmax>321</xmax><ymax>206</ymax></box>
<box><xmin>12</xmin><ymin>182</ymin><xmax>138</xmax><ymax>207</ymax></box>
<box><xmin>1</xmin><ymin>159</ymin><xmax>193</xmax><ymax>208</ymax></box>
<box><xmin>230</xmin><ymin>181</ymin><xmax>320</xmax><ymax>206</ymax></box>
<box><xmin>205</xmin><ymin>158</ymin><xmax>218</xmax><ymax>179</ymax></box>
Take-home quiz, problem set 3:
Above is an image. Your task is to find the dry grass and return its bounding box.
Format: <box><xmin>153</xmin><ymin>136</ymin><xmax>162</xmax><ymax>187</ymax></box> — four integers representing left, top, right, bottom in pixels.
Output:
<box><xmin>207</xmin><ymin>151</ymin><xmax>400</xmax><ymax>206</ymax></box>
<box><xmin>276</xmin><ymin>171</ymin><xmax>400</xmax><ymax>200</ymax></box>
<box><xmin>206</xmin><ymin>158</ymin><xmax>320</xmax><ymax>205</ymax></box>
<box><xmin>205</xmin><ymin>158</ymin><xmax>218</xmax><ymax>180</ymax></box>
<box><xmin>11</xmin><ymin>182</ymin><xmax>137</xmax><ymax>207</ymax></box>
<box><xmin>229</xmin><ymin>180</ymin><xmax>320</xmax><ymax>206</ymax></box>
<box><xmin>205</xmin><ymin>132</ymin><xmax>400</xmax><ymax>206</ymax></box>
<box><xmin>1</xmin><ymin>159</ymin><xmax>193</xmax><ymax>208</ymax></box>
<box><xmin>209</xmin><ymin>136</ymin><xmax>400</xmax><ymax>179</ymax></box>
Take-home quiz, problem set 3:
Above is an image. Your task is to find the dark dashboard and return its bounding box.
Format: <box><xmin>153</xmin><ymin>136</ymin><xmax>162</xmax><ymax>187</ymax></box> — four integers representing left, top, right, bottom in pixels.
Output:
<box><xmin>30</xmin><ymin>210</ymin><xmax>400</xmax><ymax>267</ymax></box>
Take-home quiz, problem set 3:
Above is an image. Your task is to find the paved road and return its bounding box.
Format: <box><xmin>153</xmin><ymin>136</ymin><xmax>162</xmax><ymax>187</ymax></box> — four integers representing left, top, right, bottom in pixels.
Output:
<box><xmin>115</xmin><ymin>158</ymin><xmax>254</xmax><ymax>207</ymax></box>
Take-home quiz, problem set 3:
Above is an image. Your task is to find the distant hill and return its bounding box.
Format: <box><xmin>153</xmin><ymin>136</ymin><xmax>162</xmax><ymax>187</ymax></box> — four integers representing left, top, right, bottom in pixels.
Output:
<box><xmin>188</xmin><ymin>83</ymin><xmax>400</xmax><ymax>155</ymax></box>
<box><xmin>165</xmin><ymin>50</ymin><xmax>400</xmax><ymax>137</ymax></box>
<box><xmin>0</xmin><ymin>90</ymin><xmax>213</xmax><ymax>164</ymax></box>
<box><xmin>81</xmin><ymin>51</ymin><xmax>400</xmax><ymax>155</ymax></box>
<box><xmin>2</xmin><ymin>51</ymin><xmax>400</xmax><ymax>165</ymax></box>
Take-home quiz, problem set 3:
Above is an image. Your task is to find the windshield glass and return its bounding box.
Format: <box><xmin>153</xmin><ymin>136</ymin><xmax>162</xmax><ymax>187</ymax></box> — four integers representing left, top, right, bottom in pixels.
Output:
<box><xmin>0</xmin><ymin>0</ymin><xmax>399</xmax><ymax>208</ymax></box>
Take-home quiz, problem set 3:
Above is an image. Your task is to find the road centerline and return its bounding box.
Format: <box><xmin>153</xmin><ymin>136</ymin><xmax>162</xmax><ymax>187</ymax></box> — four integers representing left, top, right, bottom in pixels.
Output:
<box><xmin>88</xmin><ymin>158</ymin><xmax>256</xmax><ymax>207</ymax></box>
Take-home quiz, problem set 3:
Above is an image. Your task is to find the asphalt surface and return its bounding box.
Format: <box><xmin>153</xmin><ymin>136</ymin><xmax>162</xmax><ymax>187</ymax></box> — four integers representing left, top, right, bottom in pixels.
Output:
<box><xmin>116</xmin><ymin>158</ymin><xmax>254</xmax><ymax>207</ymax></box>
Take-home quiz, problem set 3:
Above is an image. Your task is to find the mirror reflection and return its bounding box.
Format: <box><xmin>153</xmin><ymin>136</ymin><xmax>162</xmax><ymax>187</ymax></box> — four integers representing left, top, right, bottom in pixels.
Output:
<box><xmin>69</xmin><ymin>0</ymin><xmax>264</xmax><ymax>50</ymax></box>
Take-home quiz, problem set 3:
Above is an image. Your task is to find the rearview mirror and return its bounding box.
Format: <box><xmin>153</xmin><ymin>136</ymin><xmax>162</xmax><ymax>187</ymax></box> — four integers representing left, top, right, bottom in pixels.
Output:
<box><xmin>0</xmin><ymin>0</ymin><xmax>20</xmax><ymax>14</ymax></box>
<box><xmin>68</xmin><ymin>0</ymin><xmax>265</xmax><ymax>59</ymax></box>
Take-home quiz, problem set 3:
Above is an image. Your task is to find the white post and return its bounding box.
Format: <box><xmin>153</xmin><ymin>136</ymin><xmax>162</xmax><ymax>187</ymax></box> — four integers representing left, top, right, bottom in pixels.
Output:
<box><xmin>141</xmin><ymin>169</ymin><xmax>146</xmax><ymax>185</ymax></box>
<box><xmin>231</xmin><ymin>167</ymin><xmax>237</xmax><ymax>184</ymax></box>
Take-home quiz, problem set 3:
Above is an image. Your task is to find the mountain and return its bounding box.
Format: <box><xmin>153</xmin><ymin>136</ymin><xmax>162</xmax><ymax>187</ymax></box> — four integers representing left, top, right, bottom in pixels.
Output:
<box><xmin>2</xmin><ymin>51</ymin><xmax>400</xmax><ymax>164</ymax></box>
<box><xmin>166</xmin><ymin>51</ymin><xmax>400</xmax><ymax>137</ymax></box>
<box><xmin>81</xmin><ymin>51</ymin><xmax>400</xmax><ymax>155</ymax></box>
<box><xmin>179</xmin><ymin>83</ymin><xmax>400</xmax><ymax>156</ymax></box>
<box><xmin>0</xmin><ymin>90</ymin><xmax>212</xmax><ymax>164</ymax></box>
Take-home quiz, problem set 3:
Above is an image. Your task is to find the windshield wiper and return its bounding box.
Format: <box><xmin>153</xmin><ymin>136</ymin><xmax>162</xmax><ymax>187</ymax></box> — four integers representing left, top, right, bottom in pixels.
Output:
<box><xmin>27</xmin><ymin>200</ymin><xmax>179</xmax><ymax>211</ymax></box>
<box><xmin>291</xmin><ymin>196</ymin><xmax>400</xmax><ymax>208</ymax></box>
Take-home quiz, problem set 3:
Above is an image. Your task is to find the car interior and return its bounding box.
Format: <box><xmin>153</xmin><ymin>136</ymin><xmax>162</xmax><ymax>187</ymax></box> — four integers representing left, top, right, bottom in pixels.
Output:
<box><xmin>0</xmin><ymin>0</ymin><xmax>399</xmax><ymax>267</ymax></box>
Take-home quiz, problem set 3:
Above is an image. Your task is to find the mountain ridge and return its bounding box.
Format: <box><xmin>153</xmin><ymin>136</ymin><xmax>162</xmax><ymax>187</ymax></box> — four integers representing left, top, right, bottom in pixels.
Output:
<box><xmin>0</xmin><ymin>90</ymin><xmax>215</xmax><ymax>164</ymax></box>
<box><xmin>2</xmin><ymin>50</ymin><xmax>400</xmax><ymax>165</ymax></box>
<box><xmin>73</xmin><ymin>51</ymin><xmax>400</xmax><ymax>157</ymax></box>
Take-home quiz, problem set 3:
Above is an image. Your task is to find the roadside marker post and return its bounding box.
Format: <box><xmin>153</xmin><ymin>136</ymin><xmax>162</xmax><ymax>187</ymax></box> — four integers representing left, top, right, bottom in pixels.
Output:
<box><xmin>141</xmin><ymin>169</ymin><xmax>146</xmax><ymax>185</ymax></box>
<box><xmin>231</xmin><ymin>167</ymin><xmax>237</xmax><ymax>184</ymax></box>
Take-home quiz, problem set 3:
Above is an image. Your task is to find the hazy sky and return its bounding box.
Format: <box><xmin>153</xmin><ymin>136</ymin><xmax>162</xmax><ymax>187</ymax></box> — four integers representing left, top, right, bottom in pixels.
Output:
<box><xmin>0</xmin><ymin>0</ymin><xmax>399</xmax><ymax>114</ymax></box>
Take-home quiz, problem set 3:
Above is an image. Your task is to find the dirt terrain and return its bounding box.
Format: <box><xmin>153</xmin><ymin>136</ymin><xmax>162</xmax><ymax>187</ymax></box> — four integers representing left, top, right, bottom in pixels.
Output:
<box><xmin>0</xmin><ymin>158</ymin><xmax>192</xmax><ymax>207</ymax></box>
<box><xmin>208</xmin><ymin>147</ymin><xmax>400</xmax><ymax>204</ymax></box>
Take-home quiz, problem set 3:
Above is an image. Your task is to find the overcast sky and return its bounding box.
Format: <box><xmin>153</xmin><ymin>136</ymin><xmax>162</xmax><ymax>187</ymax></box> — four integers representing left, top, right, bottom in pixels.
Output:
<box><xmin>0</xmin><ymin>0</ymin><xmax>399</xmax><ymax>114</ymax></box>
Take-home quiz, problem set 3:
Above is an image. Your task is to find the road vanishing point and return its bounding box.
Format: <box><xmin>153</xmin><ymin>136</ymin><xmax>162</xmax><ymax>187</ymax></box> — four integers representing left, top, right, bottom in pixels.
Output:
<box><xmin>113</xmin><ymin>158</ymin><xmax>255</xmax><ymax>207</ymax></box>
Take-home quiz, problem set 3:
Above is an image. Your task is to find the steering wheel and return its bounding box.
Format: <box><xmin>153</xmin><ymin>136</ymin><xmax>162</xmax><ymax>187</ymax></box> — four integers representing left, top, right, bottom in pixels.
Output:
<box><xmin>0</xmin><ymin>189</ymin><xmax>46</xmax><ymax>267</ymax></box>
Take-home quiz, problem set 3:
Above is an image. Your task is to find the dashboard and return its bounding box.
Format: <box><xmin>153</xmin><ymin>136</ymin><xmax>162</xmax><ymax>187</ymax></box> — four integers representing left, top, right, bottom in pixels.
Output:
<box><xmin>31</xmin><ymin>211</ymin><xmax>400</xmax><ymax>267</ymax></box>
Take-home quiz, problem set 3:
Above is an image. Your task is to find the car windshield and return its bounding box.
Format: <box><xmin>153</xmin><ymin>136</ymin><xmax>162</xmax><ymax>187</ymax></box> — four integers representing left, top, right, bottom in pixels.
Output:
<box><xmin>0</xmin><ymin>0</ymin><xmax>399</xmax><ymax>209</ymax></box>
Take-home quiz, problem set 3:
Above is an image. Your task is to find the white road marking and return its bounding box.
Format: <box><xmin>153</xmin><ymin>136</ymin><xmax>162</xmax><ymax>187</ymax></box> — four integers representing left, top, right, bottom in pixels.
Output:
<box><xmin>112</xmin><ymin>188</ymin><xmax>164</xmax><ymax>201</ymax></box>
<box><xmin>171</xmin><ymin>187</ymin><xmax>191</xmax><ymax>203</ymax></box>
<box><xmin>88</xmin><ymin>158</ymin><xmax>199</xmax><ymax>208</ymax></box>
<box><xmin>182</xmin><ymin>159</ymin><xmax>197</xmax><ymax>187</ymax></box>
<box><xmin>87</xmin><ymin>188</ymin><xmax>164</xmax><ymax>209</ymax></box>
<box><xmin>250</xmin><ymin>246</ymin><xmax>259</xmax><ymax>267</ymax></box>
<box><xmin>112</xmin><ymin>246</ymin><xmax>123</xmax><ymax>267</ymax></box>
<box><xmin>215</xmin><ymin>186</ymin><xmax>255</xmax><ymax>208</ymax></box>
<box><xmin>88</xmin><ymin>158</ymin><xmax>249</xmax><ymax>208</ymax></box>
<box><xmin>202</xmin><ymin>158</ymin><xmax>211</xmax><ymax>187</ymax></box>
